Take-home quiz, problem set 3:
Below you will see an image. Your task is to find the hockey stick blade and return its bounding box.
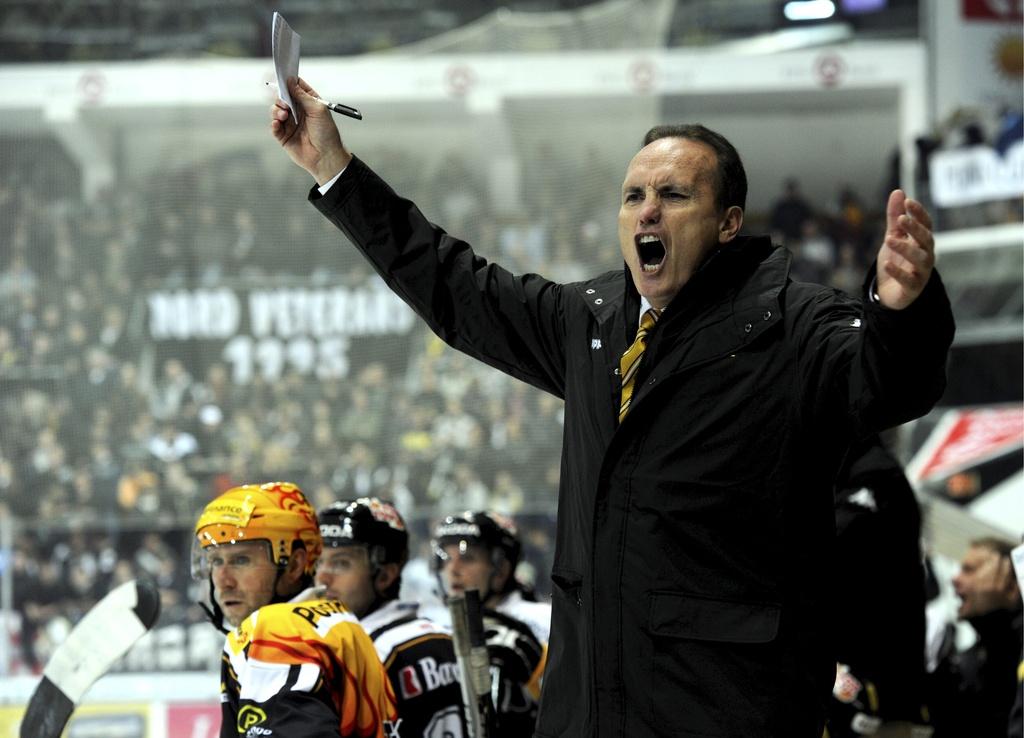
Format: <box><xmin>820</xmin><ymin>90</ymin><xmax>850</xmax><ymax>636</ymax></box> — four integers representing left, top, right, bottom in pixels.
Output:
<box><xmin>20</xmin><ymin>578</ymin><xmax>161</xmax><ymax>738</ymax></box>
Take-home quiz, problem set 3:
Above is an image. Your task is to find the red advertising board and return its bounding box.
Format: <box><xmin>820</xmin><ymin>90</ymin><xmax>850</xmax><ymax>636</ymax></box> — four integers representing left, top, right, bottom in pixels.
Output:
<box><xmin>914</xmin><ymin>406</ymin><xmax>1024</xmax><ymax>482</ymax></box>
<box><xmin>963</xmin><ymin>0</ymin><xmax>1024</xmax><ymax>22</ymax></box>
<box><xmin>167</xmin><ymin>703</ymin><xmax>221</xmax><ymax>738</ymax></box>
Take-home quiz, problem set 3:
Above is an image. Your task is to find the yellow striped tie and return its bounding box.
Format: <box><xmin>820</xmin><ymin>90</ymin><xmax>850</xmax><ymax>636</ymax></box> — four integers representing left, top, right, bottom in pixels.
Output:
<box><xmin>619</xmin><ymin>308</ymin><xmax>661</xmax><ymax>422</ymax></box>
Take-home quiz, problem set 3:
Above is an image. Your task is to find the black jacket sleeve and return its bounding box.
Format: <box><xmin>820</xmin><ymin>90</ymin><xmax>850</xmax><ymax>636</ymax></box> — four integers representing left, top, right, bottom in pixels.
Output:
<box><xmin>851</xmin><ymin>268</ymin><xmax>955</xmax><ymax>432</ymax></box>
<box><xmin>311</xmin><ymin>156</ymin><xmax>569</xmax><ymax>399</ymax></box>
<box><xmin>796</xmin><ymin>267</ymin><xmax>954</xmax><ymax>438</ymax></box>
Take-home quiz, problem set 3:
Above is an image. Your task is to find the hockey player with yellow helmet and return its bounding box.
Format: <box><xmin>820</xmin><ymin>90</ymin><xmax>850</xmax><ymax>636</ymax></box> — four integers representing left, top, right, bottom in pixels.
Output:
<box><xmin>193</xmin><ymin>481</ymin><xmax>398</xmax><ymax>738</ymax></box>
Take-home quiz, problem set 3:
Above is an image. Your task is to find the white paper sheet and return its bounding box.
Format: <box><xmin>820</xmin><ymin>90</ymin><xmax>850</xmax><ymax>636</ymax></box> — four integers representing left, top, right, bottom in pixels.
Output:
<box><xmin>271</xmin><ymin>12</ymin><xmax>301</xmax><ymax>124</ymax></box>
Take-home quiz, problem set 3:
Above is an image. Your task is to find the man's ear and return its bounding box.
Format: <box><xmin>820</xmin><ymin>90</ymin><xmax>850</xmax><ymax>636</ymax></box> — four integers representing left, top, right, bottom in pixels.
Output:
<box><xmin>284</xmin><ymin>549</ymin><xmax>308</xmax><ymax>585</ymax></box>
<box><xmin>374</xmin><ymin>563</ymin><xmax>401</xmax><ymax>596</ymax></box>
<box><xmin>490</xmin><ymin>558</ymin><xmax>513</xmax><ymax>594</ymax></box>
<box><xmin>718</xmin><ymin>205</ymin><xmax>744</xmax><ymax>244</ymax></box>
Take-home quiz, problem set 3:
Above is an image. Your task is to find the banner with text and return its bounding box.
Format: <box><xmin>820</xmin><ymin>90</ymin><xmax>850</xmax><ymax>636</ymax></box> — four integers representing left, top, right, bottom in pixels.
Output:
<box><xmin>930</xmin><ymin>140</ymin><xmax>1024</xmax><ymax>206</ymax></box>
<box><xmin>145</xmin><ymin>282</ymin><xmax>418</xmax><ymax>383</ymax></box>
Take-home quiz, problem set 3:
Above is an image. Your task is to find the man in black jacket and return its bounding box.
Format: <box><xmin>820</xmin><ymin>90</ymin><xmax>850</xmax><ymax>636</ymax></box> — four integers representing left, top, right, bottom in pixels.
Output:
<box><xmin>269</xmin><ymin>78</ymin><xmax>955</xmax><ymax>737</ymax></box>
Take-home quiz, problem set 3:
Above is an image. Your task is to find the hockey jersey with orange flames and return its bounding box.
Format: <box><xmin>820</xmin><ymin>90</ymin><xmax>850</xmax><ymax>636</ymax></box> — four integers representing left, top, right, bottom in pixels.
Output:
<box><xmin>221</xmin><ymin>598</ymin><xmax>398</xmax><ymax>738</ymax></box>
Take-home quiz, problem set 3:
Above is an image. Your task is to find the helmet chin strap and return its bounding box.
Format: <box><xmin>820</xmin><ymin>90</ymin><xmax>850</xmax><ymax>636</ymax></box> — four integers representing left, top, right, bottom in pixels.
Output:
<box><xmin>199</xmin><ymin>577</ymin><xmax>229</xmax><ymax>635</ymax></box>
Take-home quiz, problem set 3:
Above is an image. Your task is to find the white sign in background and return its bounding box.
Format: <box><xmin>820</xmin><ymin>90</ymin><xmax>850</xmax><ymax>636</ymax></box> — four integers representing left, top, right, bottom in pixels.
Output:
<box><xmin>929</xmin><ymin>140</ymin><xmax>1024</xmax><ymax>206</ymax></box>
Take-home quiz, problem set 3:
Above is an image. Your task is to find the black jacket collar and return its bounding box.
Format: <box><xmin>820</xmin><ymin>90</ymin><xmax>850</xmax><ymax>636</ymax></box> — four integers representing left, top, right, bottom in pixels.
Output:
<box><xmin>621</xmin><ymin>234</ymin><xmax>778</xmax><ymax>332</ymax></box>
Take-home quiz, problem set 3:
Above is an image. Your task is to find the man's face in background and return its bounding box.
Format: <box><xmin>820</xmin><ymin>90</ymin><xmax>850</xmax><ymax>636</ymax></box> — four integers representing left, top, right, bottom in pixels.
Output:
<box><xmin>952</xmin><ymin>544</ymin><xmax>1019</xmax><ymax>619</ymax></box>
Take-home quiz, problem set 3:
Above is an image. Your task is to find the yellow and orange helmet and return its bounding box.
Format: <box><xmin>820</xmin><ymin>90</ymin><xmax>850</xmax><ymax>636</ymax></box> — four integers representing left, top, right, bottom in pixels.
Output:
<box><xmin>193</xmin><ymin>482</ymin><xmax>322</xmax><ymax>578</ymax></box>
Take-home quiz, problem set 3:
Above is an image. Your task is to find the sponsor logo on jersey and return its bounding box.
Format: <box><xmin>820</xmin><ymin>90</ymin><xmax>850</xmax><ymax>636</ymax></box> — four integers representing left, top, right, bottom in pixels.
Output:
<box><xmin>399</xmin><ymin>656</ymin><xmax>461</xmax><ymax>699</ymax></box>
<box><xmin>418</xmin><ymin>656</ymin><xmax>460</xmax><ymax>691</ymax></box>
<box><xmin>399</xmin><ymin>664</ymin><xmax>423</xmax><ymax>699</ymax></box>
<box><xmin>237</xmin><ymin>705</ymin><xmax>268</xmax><ymax>734</ymax></box>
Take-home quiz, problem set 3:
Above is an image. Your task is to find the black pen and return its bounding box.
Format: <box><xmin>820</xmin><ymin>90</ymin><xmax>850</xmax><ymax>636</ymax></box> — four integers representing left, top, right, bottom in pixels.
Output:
<box><xmin>266</xmin><ymin>82</ymin><xmax>362</xmax><ymax>121</ymax></box>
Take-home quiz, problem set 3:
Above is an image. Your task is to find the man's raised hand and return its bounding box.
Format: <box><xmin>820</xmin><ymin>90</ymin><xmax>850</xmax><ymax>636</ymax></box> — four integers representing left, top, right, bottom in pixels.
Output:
<box><xmin>875</xmin><ymin>189</ymin><xmax>936</xmax><ymax>310</ymax></box>
<box><xmin>269</xmin><ymin>77</ymin><xmax>351</xmax><ymax>186</ymax></box>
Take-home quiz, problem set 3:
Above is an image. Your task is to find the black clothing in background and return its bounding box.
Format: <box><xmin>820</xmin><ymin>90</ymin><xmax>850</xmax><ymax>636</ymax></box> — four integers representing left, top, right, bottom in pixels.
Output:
<box><xmin>928</xmin><ymin>605</ymin><xmax>1024</xmax><ymax>737</ymax></box>
<box><xmin>832</xmin><ymin>435</ymin><xmax>927</xmax><ymax>722</ymax></box>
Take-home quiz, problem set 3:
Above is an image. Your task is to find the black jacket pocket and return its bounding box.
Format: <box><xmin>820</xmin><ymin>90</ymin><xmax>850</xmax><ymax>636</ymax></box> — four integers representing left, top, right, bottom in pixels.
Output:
<box><xmin>551</xmin><ymin>567</ymin><xmax>583</xmax><ymax>608</ymax></box>
<box><xmin>647</xmin><ymin>590</ymin><xmax>780</xmax><ymax>644</ymax></box>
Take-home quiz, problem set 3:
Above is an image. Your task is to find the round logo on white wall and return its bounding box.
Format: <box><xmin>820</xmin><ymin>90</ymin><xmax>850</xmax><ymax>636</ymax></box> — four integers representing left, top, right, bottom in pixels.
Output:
<box><xmin>77</xmin><ymin>71</ymin><xmax>106</xmax><ymax>104</ymax></box>
<box><xmin>445</xmin><ymin>65</ymin><xmax>476</xmax><ymax>97</ymax></box>
<box><xmin>814</xmin><ymin>54</ymin><xmax>846</xmax><ymax>88</ymax></box>
<box><xmin>629</xmin><ymin>59</ymin><xmax>656</xmax><ymax>93</ymax></box>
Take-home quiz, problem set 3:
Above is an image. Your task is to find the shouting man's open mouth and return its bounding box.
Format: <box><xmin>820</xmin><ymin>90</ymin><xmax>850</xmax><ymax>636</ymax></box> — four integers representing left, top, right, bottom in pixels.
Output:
<box><xmin>637</xmin><ymin>233</ymin><xmax>666</xmax><ymax>274</ymax></box>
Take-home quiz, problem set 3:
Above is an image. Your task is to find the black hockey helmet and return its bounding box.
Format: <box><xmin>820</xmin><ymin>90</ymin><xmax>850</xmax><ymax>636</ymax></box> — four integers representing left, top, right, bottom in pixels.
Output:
<box><xmin>317</xmin><ymin>497</ymin><xmax>409</xmax><ymax>569</ymax></box>
<box><xmin>431</xmin><ymin>510</ymin><xmax>522</xmax><ymax>577</ymax></box>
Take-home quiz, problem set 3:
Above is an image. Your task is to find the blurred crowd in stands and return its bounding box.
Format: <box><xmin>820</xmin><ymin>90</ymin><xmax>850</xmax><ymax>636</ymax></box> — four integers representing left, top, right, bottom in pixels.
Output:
<box><xmin>0</xmin><ymin>108</ymin><xmax>1020</xmax><ymax>678</ymax></box>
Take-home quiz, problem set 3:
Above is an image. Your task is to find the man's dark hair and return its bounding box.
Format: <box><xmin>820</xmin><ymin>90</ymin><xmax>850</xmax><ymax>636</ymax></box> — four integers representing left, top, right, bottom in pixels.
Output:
<box><xmin>970</xmin><ymin>536</ymin><xmax>1016</xmax><ymax>559</ymax></box>
<box><xmin>642</xmin><ymin>124</ymin><xmax>747</xmax><ymax>212</ymax></box>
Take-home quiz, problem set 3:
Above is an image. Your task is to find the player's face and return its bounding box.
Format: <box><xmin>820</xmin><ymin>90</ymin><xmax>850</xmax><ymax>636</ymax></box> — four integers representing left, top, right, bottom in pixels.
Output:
<box><xmin>315</xmin><ymin>546</ymin><xmax>376</xmax><ymax>618</ymax></box>
<box><xmin>618</xmin><ymin>137</ymin><xmax>741</xmax><ymax>310</ymax></box>
<box><xmin>439</xmin><ymin>542</ymin><xmax>495</xmax><ymax>598</ymax></box>
<box><xmin>207</xmin><ymin>541</ymin><xmax>280</xmax><ymax>627</ymax></box>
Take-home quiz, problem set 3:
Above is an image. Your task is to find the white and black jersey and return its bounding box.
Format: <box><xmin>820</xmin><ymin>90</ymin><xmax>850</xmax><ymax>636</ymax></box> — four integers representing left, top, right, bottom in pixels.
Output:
<box><xmin>494</xmin><ymin>589</ymin><xmax>552</xmax><ymax>648</ymax></box>
<box><xmin>362</xmin><ymin>600</ymin><xmax>467</xmax><ymax>738</ymax></box>
<box><xmin>482</xmin><ymin>607</ymin><xmax>546</xmax><ymax>738</ymax></box>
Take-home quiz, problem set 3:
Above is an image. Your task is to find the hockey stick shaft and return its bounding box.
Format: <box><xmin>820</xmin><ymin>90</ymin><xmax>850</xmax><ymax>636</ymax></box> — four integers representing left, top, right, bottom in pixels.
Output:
<box><xmin>448</xmin><ymin>591</ymin><xmax>496</xmax><ymax>738</ymax></box>
<box><xmin>463</xmin><ymin>589</ymin><xmax>496</xmax><ymax>721</ymax></box>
